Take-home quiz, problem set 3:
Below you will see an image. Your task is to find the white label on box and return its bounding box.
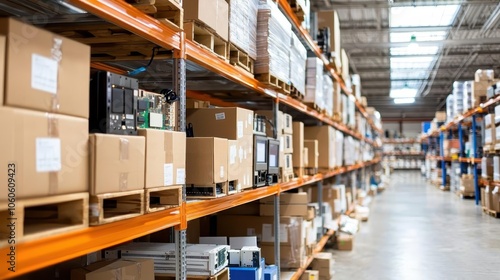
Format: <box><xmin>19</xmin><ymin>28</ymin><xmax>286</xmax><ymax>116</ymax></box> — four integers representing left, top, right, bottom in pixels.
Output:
<box><xmin>215</xmin><ymin>113</ymin><xmax>225</xmax><ymax>120</ymax></box>
<box><xmin>239</xmin><ymin>147</ymin><xmax>244</xmax><ymax>163</ymax></box>
<box><xmin>220</xmin><ymin>166</ymin><xmax>224</xmax><ymax>178</ymax></box>
<box><xmin>280</xmin><ymin>224</ymin><xmax>288</xmax><ymax>243</ymax></box>
<box><xmin>280</xmin><ymin>136</ymin><xmax>284</xmax><ymax>152</ymax></box>
<box><xmin>32</xmin><ymin>54</ymin><xmax>58</xmax><ymax>94</ymax></box>
<box><xmin>176</xmin><ymin>168</ymin><xmax>185</xmax><ymax>184</ymax></box>
<box><xmin>36</xmin><ymin>138</ymin><xmax>61</xmax><ymax>172</ymax></box>
<box><xmin>229</xmin><ymin>145</ymin><xmax>237</xmax><ymax>165</ymax></box>
<box><xmin>164</xmin><ymin>163</ymin><xmax>173</xmax><ymax>186</ymax></box>
<box><xmin>237</xmin><ymin>121</ymin><xmax>244</xmax><ymax>139</ymax></box>
<box><xmin>262</xmin><ymin>224</ymin><xmax>273</xmax><ymax>242</ymax></box>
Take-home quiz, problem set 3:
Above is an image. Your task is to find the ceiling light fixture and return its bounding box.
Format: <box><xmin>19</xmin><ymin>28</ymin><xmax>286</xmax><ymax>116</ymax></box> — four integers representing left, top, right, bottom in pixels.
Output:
<box><xmin>394</xmin><ymin>98</ymin><xmax>415</xmax><ymax>104</ymax></box>
<box><xmin>390</xmin><ymin>84</ymin><xmax>417</xmax><ymax>98</ymax></box>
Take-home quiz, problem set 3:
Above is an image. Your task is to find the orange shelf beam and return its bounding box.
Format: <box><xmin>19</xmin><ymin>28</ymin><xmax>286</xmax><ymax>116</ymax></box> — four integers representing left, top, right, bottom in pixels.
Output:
<box><xmin>69</xmin><ymin>0</ymin><xmax>181</xmax><ymax>51</ymax></box>
<box><xmin>0</xmin><ymin>207</ymin><xmax>181</xmax><ymax>279</ymax></box>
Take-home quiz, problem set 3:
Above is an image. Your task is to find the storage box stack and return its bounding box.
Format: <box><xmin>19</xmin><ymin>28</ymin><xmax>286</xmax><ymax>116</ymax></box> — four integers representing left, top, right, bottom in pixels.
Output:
<box><xmin>312</xmin><ymin>252</ymin><xmax>335</xmax><ymax>280</ymax></box>
<box><xmin>460</xmin><ymin>174</ymin><xmax>474</xmax><ymax>195</ymax></box>
<box><xmin>351</xmin><ymin>74</ymin><xmax>362</xmax><ymax>99</ymax></box>
<box><xmin>482</xmin><ymin>157</ymin><xmax>494</xmax><ymax>179</ymax></box>
<box><xmin>335</xmin><ymin>130</ymin><xmax>344</xmax><ymax>167</ymax></box>
<box><xmin>475</xmin><ymin>69</ymin><xmax>496</xmax><ymax>101</ymax></box>
<box><xmin>183</xmin><ymin>0</ymin><xmax>229</xmax><ymax>41</ymax></box>
<box><xmin>305</xmin><ymin>57</ymin><xmax>324</xmax><ymax>110</ymax></box>
<box><xmin>186</xmin><ymin>107</ymin><xmax>254</xmax><ymax>191</ymax></box>
<box><xmin>484</xmin><ymin>113</ymin><xmax>495</xmax><ymax>151</ymax></box>
<box><xmin>341</xmin><ymin>49</ymin><xmax>350</xmax><ymax>82</ymax></box>
<box><xmin>290</xmin><ymin>31</ymin><xmax>307</xmax><ymax>96</ymax></box>
<box><xmin>317</xmin><ymin>10</ymin><xmax>341</xmax><ymax>71</ymax></box>
<box><xmin>344</xmin><ymin>136</ymin><xmax>355</xmax><ymax>166</ymax></box>
<box><xmin>305</xmin><ymin>126</ymin><xmax>337</xmax><ymax>169</ymax></box>
<box><xmin>256</xmin><ymin>0</ymin><xmax>292</xmax><ymax>84</ymax></box>
<box><xmin>495</xmin><ymin>106</ymin><xmax>500</xmax><ymax>150</ymax></box>
<box><xmin>281</xmin><ymin>112</ymin><xmax>294</xmax><ymax>181</ymax></box>
<box><xmin>453</xmin><ymin>81</ymin><xmax>465</xmax><ymax>118</ymax></box>
<box><xmin>323</xmin><ymin>73</ymin><xmax>334</xmax><ymax>117</ymax></box>
<box><xmin>342</xmin><ymin>94</ymin><xmax>348</xmax><ymax>125</ymax></box>
<box><xmin>228</xmin><ymin>0</ymin><xmax>258</xmax><ymax>59</ymax></box>
<box><xmin>0</xmin><ymin>18</ymin><xmax>92</xmax><ymax>235</ymax></box>
<box><xmin>347</xmin><ymin>97</ymin><xmax>356</xmax><ymax>129</ymax></box>
<box><xmin>334</xmin><ymin>82</ymin><xmax>342</xmax><ymax>119</ymax></box>
<box><xmin>301</xmin><ymin>270</ymin><xmax>319</xmax><ymax>280</ymax></box>
<box><xmin>446</xmin><ymin>94</ymin><xmax>454</xmax><ymax>123</ymax></box>
<box><xmin>293</xmin><ymin>122</ymin><xmax>305</xmax><ymax>177</ymax></box>
<box><xmin>462</xmin><ymin>81</ymin><xmax>473</xmax><ymax>113</ymax></box>
<box><xmin>304</xmin><ymin>139</ymin><xmax>319</xmax><ymax>173</ymax></box>
<box><xmin>217</xmin><ymin>214</ymin><xmax>307</xmax><ymax>269</ymax></box>
<box><xmin>71</xmin><ymin>258</ymin><xmax>155</xmax><ymax>280</ymax></box>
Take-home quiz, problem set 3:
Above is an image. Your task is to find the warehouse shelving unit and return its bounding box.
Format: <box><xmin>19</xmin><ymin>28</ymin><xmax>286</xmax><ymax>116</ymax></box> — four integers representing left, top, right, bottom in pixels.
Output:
<box><xmin>0</xmin><ymin>1</ymin><xmax>383</xmax><ymax>279</ymax></box>
<box><xmin>382</xmin><ymin>139</ymin><xmax>423</xmax><ymax>170</ymax></box>
<box><xmin>422</xmin><ymin>95</ymin><xmax>500</xmax><ymax>205</ymax></box>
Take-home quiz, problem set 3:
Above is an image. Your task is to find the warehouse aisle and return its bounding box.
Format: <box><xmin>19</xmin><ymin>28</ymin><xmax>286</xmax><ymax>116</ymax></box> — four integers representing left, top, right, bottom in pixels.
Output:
<box><xmin>331</xmin><ymin>171</ymin><xmax>500</xmax><ymax>280</ymax></box>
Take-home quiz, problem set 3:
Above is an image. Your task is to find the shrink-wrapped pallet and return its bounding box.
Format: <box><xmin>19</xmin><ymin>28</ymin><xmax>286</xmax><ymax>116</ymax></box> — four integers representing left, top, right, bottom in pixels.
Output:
<box><xmin>463</xmin><ymin>81</ymin><xmax>473</xmax><ymax>113</ymax></box>
<box><xmin>289</xmin><ymin>31</ymin><xmax>307</xmax><ymax>95</ymax></box>
<box><xmin>323</xmin><ymin>74</ymin><xmax>333</xmax><ymax>117</ymax></box>
<box><xmin>453</xmin><ymin>81</ymin><xmax>465</xmax><ymax>117</ymax></box>
<box><xmin>228</xmin><ymin>0</ymin><xmax>258</xmax><ymax>59</ymax></box>
<box><xmin>305</xmin><ymin>57</ymin><xmax>324</xmax><ymax>108</ymax></box>
<box><xmin>446</xmin><ymin>94</ymin><xmax>454</xmax><ymax>123</ymax></box>
<box><xmin>256</xmin><ymin>0</ymin><xmax>292</xmax><ymax>83</ymax></box>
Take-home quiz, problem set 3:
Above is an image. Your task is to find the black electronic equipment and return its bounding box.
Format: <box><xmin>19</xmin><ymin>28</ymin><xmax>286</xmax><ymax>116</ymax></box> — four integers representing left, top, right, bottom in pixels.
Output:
<box><xmin>89</xmin><ymin>71</ymin><xmax>139</xmax><ymax>135</ymax></box>
<box><xmin>267</xmin><ymin>138</ymin><xmax>280</xmax><ymax>185</ymax></box>
<box><xmin>317</xmin><ymin>27</ymin><xmax>330</xmax><ymax>59</ymax></box>
<box><xmin>253</xmin><ymin>135</ymin><xmax>269</xmax><ymax>188</ymax></box>
<box><xmin>253</xmin><ymin>115</ymin><xmax>267</xmax><ymax>136</ymax></box>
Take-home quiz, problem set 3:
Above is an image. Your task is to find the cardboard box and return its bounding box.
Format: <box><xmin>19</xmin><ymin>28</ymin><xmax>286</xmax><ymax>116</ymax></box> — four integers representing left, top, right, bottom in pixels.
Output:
<box><xmin>484</xmin><ymin>186</ymin><xmax>493</xmax><ymax>210</ymax></box>
<box><xmin>293</xmin><ymin>122</ymin><xmax>305</xmax><ymax>168</ymax></box>
<box><xmin>260</xmin><ymin>193</ymin><xmax>309</xmax><ymax>217</ymax></box>
<box><xmin>317</xmin><ymin>10</ymin><xmax>341</xmax><ymax>64</ymax></box>
<box><xmin>138</xmin><ymin>129</ymin><xmax>186</xmax><ymax>188</ymax></box>
<box><xmin>71</xmin><ymin>258</ymin><xmax>154</xmax><ymax>280</ymax></box>
<box><xmin>228</xmin><ymin>139</ymin><xmax>239</xmax><ymax>181</ymax></box>
<box><xmin>183</xmin><ymin>0</ymin><xmax>218</xmax><ymax>30</ymax></box>
<box><xmin>283</xmin><ymin>153</ymin><xmax>293</xmax><ymax>173</ymax></box>
<box><xmin>216</xmin><ymin>0</ymin><xmax>229</xmax><ymax>41</ymax></box>
<box><xmin>311</xmin><ymin>252</ymin><xmax>334</xmax><ymax>278</ymax></box>
<box><xmin>460</xmin><ymin>174</ymin><xmax>474</xmax><ymax>193</ymax></box>
<box><xmin>0</xmin><ymin>35</ymin><xmax>4</xmax><ymax>105</ymax></box>
<box><xmin>301</xmin><ymin>270</ymin><xmax>319</xmax><ymax>280</ymax></box>
<box><xmin>304</xmin><ymin>140</ymin><xmax>319</xmax><ymax>168</ymax></box>
<box><xmin>337</xmin><ymin>234</ymin><xmax>354</xmax><ymax>251</ymax></box>
<box><xmin>491</xmin><ymin>187</ymin><xmax>500</xmax><ymax>213</ymax></box>
<box><xmin>283</xmin><ymin>134</ymin><xmax>293</xmax><ymax>153</ymax></box>
<box><xmin>340</xmin><ymin>48</ymin><xmax>349</xmax><ymax>78</ymax></box>
<box><xmin>261</xmin><ymin>244</ymin><xmax>306</xmax><ymax>269</ymax></box>
<box><xmin>187</xmin><ymin>107</ymin><xmax>254</xmax><ymax>139</ymax></box>
<box><xmin>90</xmin><ymin>134</ymin><xmax>145</xmax><ymax>194</ymax></box>
<box><xmin>435</xmin><ymin>111</ymin><xmax>447</xmax><ymax>122</ymax></box>
<box><xmin>475</xmin><ymin>69</ymin><xmax>494</xmax><ymax>82</ymax></box>
<box><xmin>186</xmin><ymin>137</ymin><xmax>228</xmax><ymax>184</ymax></box>
<box><xmin>283</xmin><ymin>113</ymin><xmax>293</xmax><ymax>134</ymax></box>
<box><xmin>304</xmin><ymin>125</ymin><xmax>335</xmax><ymax>169</ymax></box>
<box><xmin>0</xmin><ymin>18</ymin><xmax>90</xmax><ymax>118</ymax></box>
<box><xmin>471</xmin><ymin>81</ymin><xmax>492</xmax><ymax>107</ymax></box>
<box><xmin>0</xmin><ymin>107</ymin><xmax>88</xmax><ymax>200</ymax></box>
<box><xmin>303</xmin><ymin>147</ymin><xmax>309</xmax><ymax>166</ymax></box>
<box><xmin>186</xmin><ymin>99</ymin><xmax>210</xmax><ymax>109</ymax></box>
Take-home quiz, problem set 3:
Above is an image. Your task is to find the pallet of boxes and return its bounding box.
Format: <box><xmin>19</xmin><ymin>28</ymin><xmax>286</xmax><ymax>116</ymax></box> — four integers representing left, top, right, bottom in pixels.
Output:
<box><xmin>0</xmin><ymin>18</ymin><xmax>90</xmax><ymax>244</ymax></box>
<box><xmin>227</xmin><ymin>0</ymin><xmax>258</xmax><ymax>74</ymax></box>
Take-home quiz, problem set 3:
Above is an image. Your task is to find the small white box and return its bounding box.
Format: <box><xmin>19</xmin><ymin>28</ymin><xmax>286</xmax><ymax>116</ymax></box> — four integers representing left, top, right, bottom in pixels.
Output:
<box><xmin>240</xmin><ymin>246</ymin><xmax>261</xmax><ymax>268</ymax></box>
<box><xmin>228</xmin><ymin>249</ymin><xmax>240</xmax><ymax>267</ymax></box>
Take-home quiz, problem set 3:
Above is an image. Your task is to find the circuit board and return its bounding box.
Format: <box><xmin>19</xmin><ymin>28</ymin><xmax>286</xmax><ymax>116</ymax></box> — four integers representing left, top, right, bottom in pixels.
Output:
<box><xmin>136</xmin><ymin>89</ymin><xmax>177</xmax><ymax>130</ymax></box>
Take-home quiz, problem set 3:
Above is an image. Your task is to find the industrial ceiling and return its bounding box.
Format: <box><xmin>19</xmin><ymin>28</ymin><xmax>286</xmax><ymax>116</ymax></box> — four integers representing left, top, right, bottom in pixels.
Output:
<box><xmin>312</xmin><ymin>0</ymin><xmax>500</xmax><ymax>121</ymax></box>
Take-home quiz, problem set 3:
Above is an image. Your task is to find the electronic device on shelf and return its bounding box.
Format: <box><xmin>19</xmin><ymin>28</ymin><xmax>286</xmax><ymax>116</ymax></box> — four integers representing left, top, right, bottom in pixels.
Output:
<box><xmin>267</xmin><ymin>138</ymin><xmax>280</xmax><ymax>185</ymax></box>
<box><xmin>186</xmin><ymin>185</ymin><xmax>225</xmax><ymax>197</ymax></box>
<box><xmin>228</xmin><ymin>249</ymin><xmax>241</xmax><ymax>267</ymax></box>
<box><xmin>317</xmin><ymin>27</ymin><xmax>330</xmax><ymax>59</ymax></box>
<box><xmin>89</xmin><ymin>71</ymin><xmax>139</xmax><ymax>135</ymax></box>
<box><xmin>253</xmin><ymin>114</ymin><xmax>267</xmax><ymax>136</ymax></box>
<box><xmin>253</xmin><ymin>135</ymin><xmax>269</xmax><ymax>188</ymax></box>
<box><xmin>240</xmin><ymin>246</ymin><xmax>261</xmax><ymax>268</ymax></box>
<box><xmin>118</xmin><ymin>242</ymin><xmax>229</xmax><ymax>276</ymax></box>
<box><xmin>136</xmin><ymin>89</ymin><xmax>177</xmax><ymax>130</ymax></box>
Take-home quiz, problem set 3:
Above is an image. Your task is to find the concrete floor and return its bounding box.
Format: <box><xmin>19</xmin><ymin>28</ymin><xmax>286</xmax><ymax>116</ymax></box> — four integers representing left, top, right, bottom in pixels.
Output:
<box><xmin>330</xmin><ymin>171</ymin><xmax>500</xmax><ymax>280</ymax></box>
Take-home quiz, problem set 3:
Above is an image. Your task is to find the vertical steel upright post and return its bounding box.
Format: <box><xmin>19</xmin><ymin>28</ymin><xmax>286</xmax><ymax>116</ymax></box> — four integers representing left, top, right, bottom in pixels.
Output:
<box><xmin>440</xmin><ymin>131</ymin><xmax>447</xmax><ymax>188</ymax></box>
<box><xmin>472</xmin><ymin>115</ymin><xmax>480</xmax><ymax>205</ymax></box>
<box><xmin>272</xmin><ymin>99</ymin><xmax>280</xmax><ymax>279</ymax></box>
<box><xmin>317</xmin><ymin>181</ymin><xmax>324</xmax><ymax>234</ymax></box>
<box><xmin>458</xmin><ymin>123</ymin><xmax>467</xmax><ymax>174</ymax></box>
<box><xmin>173</xmin><ymin>57</ymin><xmax>187</xmax><ymax>280</ymax></box>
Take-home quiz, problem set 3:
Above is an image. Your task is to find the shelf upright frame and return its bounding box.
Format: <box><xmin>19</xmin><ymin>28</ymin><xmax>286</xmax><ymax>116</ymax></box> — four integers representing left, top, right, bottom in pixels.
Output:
<box><xmin>472</xmin><ymin>115</ymin><xmax>480</xmax><ymax>205</ymax></box>
<box><xmin>272</xmin><ymin>98</ymin><xmax>281</xmax><ymax>278</ymax></box>
<box><xmin>173</xmin><ymin>54</ymin><xmax>187</xmax><ymax>279</ymax></box>
<box><xmin>458</xmin><ymin>122</ymin><xmax>468</xmax><ymax>174</ymax></box>
<box><xmin>440</xmin><ymin>130</ymin><xmax>447</xmax><ymax>188</ymax></box>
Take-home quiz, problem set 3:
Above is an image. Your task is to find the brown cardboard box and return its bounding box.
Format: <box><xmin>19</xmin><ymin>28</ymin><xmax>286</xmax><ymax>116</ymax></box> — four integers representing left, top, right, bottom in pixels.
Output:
<box><xmin>138</xmin><ymin>129</ymin><xmax>186</xmax><ymax>188</ymax></box>
<box><xmin>492</xmin><ymin>187</ymin><xmax>500</xmax><ymax>213</ymax></box>
<box><xmin>334</xmin><ymin>82</ymin><xmax>342</xmax><ymax>117</ymax></box>
<box><xmin>90</xmin><ymin>134</ymin><xmax>145</xmax><ymax>194</ymax></box>
<box><xmin>293</xmin><ymin>122</ymin><xmax>305</xmax><ymax>168</ymax></box>
<box><xmin>471</xmin><ymin>81</ymin><xmax>493</xmax><ymax>107</ymax></box>
<box><xmin>311</xmin><ymin>252</ymin><xmax>334</xmax><ymax>279</ymax></box>
<box><xmin>186</xmin><ymin>137</ymin><xmax>228</xmax><ymax>184</ymax></box>
<box><xmin>283</xmin><ymin>113</ymin><xmax>293</xmax><ymax>134</ymax></box>
<box><xmin>0</xmin><ymin>107</ymin><xmax>88</xmax><ymax>200</ymax></box>
<box><xmin>340</xmin><ymin>48</ymin><xmax>349</xmax><ymax>78</ymax></box>
<box><xmin>337</xmin><ymin>234</ymin><xmax>354</xmax><ymax>251</ymax></box>
<box><xmin>301</xmin><ymin>270</ymin><xmax>319</xmax><ymax>280</ymax></box>
<box><xmin>228</xmin><ymin>139</ymin><xmax>239</xmax><ymax>181</ymax></box>
<box><xmin>305</xmin><ymin>125</ymin><xmax>336</xmax><ymax>168</ymax></box>
<box><xmin>317</xmin><ymin>10</ymin><xmax>341</xmax><ymax>63</ymax></box>
<box><xmin>460</xmin><ymin>174</ymin><xmax>474</xmax><ymax>193</ymax></box>
<box><xmin>481</xmin><ymin>188</ymin><xmax>486</xmax><ymax>208</ymax></box>
<box><xmin>71</xmin><ymin>258</ymin><xmax>154</xmax><ymax>280</ymax></box>
<box><xmin>283</xmin><ymin>134</ymin><xmax>293</xmax><ymax>153</ymax></box>
<box><xmin>261</xmin><ymin>244</ymin><xmax>306</xmax><ymax>269</ymax></box>
<box><xmin>187</xmin><ymin>107</ymin><xmax>254</xmax><ymax>139</ymax></box>
<box><xmin>183</xmin><ymin>0</ymin><xmax>218</xmax><ymax>30</ymax></box>
<box><xmin>435</xmin><ymin>111</ymin><xmax>446</xmax><ymax>122</ymax></box>
<box><xmin>361</xmin><ymin>96</ymin><xmax>368</xmax><ymax>107</ymax></box>
<box><xmin>475</xmin><ymin>69</ymin><xmax>494</xmax><ymax>82</ymax></box>
<box><xmin>0</xmin><ymin>18</ymin><xmax>90</xmax><ymax>118</ymax></box>
<box><xmin>304</xmin><ymin>140</ymin><xmax>319</xmax><ymax>168</ymax></box>
<box><xmin>186</xmin><ymin>99</ymin><xmax>210</xmax><ymax>109</ymax></box>
<box><xmin>0</xmin><ymin>35</ymin><xmax>4</xmax><ymax>105</ymax></box>
<box><xmin>261</xmin><ymin>192</ymin><xmax>309</xmax><ymax>204</ymax></box>
<box><xmin>303</xmin><ymin>147</ymin><xmax>309</xmax><ymax>166</ymax></box>
<box><xmin>216</xmin><ymin>0</ymin><xmax>229</xmax><ymax>41</ymax></box>
<box><xmin>260</xmin><ymin>193</ymin><xmax>309</xmax><ymax>217</ymax></box>
<box><xmin>484</xmin><ymin>186</ymin><xmax>493</xmax><ymax>210</ymax></box>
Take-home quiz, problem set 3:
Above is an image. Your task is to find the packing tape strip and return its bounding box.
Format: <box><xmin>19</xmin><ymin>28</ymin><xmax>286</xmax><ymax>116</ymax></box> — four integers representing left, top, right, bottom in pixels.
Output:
<box><xmin>47</xmin><ymin>37</ymin><xmax>62</xmax><ymax>194</ymax></box>
<box><xmin>119</xmin><ymin>138</ymin><xmax>130</xmax><ymax>191</ymax></box>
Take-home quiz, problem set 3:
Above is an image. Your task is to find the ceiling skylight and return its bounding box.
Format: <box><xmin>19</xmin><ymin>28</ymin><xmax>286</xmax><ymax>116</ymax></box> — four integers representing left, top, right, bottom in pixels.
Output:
<box><xmin>389</xmin><ymin>4</ymin><xmax>460</xmax><ymax>100</ymax></box>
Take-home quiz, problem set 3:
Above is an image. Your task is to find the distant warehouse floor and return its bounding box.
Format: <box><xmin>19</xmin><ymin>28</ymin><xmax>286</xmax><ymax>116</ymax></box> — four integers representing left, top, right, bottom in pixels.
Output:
<box><xmin>330</xmin><ymin>171</ymin><xmax>500</xmax><ymax>280</ymax></box>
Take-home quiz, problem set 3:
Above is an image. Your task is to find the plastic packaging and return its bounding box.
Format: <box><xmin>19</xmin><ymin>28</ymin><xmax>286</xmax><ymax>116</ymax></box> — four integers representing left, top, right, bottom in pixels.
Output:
<box><xmin>256</xmin><ymin>0</ymin><xmax>292</xmax><ymax>82</ymax></box>
<box><xmin>462</xmin><ymin>81</ymin><xmax>472</xmax><ymax>113</ymax></box>
<box><xmin>322</xmin><ymin>74</ymin><xmax>333</xmax><ymax>116</ymax></box>
<box><xmin>453</xmin><ymin>81</ymin><xmax>465</xmax><ymax>117</ymax></box>
<box><xmin>446</xmin><ymin>94</ymin><xmax>454</xmax><ymax>123</ymax></box>
<box><xmin>228</xmin><ymin>0</ymin><xmax>259</xmax><ymax>59</ymax></box>
<box><xmin>289</xmin><ymin>31</ymin><xmax>307</xmax><ymax>95</ymax></box>
<box><xmin>305</xmin><ymin>57</ymin><xmax>324</xmax><ymax>107</ymax></box>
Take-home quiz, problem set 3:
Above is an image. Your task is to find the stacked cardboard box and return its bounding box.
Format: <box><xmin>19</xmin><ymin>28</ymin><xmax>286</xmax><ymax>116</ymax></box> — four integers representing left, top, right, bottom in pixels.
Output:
<box><xmin>316</xmin><ymin>10</ymin><xmax>341</xmax><ymax>71</ymax></box>
<box><xmin>336</xmin><ymin>234</ymin><xmax>354</xmax><ymax>251</ymax></box>
<box><xmin>311</xmin><ymin>252</ymin><xmax>335</xmax><ymax>280</ymax></box>
<box><xmin>304</xmin><ymin>139</ymin><xmax>319</xmax><ymax>174</ymax></box>
<box><xmin>305</xmin><ymin>57</ymin><xmax>324</xmax><ymax>110</ymax></box>
<box><xmin>484</xmin><ymin>113</ymin><xmax>495</xmax><ymax>151</ymax></box>
<box><xmin>351</xmin><ymin>74</ymin><xmax>361</xmax><ymax>99</ymax></box>
<box><xmin>290</xmin><ymin>31</ymin><xmax>307</xmax><ymax>95</ymax></box>
<box><xmin>304</xmin><ymin>126</ymin><xmax>337</xmax><ymax>170</ymax></box>
<box><xmin>183</xmin><ymin>0</ymin><xmax>229</xmax><ymax>41</ymax></box>
<box><xmin>459</xmin><ymin>174</ymin><xmax>474</xmax><ymax>195</ymax></box>
<box><xmin>227</xmin><ymin>0</ymin><xmax>258</xmax><ymax>59</ymax></box>
<box><xmin>256</xmin><ymin>0</ymin><xmax>292</xmax><ymax>83</ymax></box>
<box><xmin>186</xmin><ymin>107</ymin><xmax>254</xmax><ymax>190</ymax></box>
<box><xmin>71</xmin><ymin>258</ymin><xmax>154</xmax><ymax>280</ymax></box>
<box><xmin>323</xmin><ymin>73</ymin><xmax>334</xmax><ymax>117</ymax></box>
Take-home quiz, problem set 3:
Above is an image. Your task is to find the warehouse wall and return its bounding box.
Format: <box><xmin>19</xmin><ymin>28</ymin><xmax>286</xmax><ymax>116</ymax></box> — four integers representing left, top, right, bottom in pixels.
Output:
<box><xmin>383</xmin><ymin>122</ymin><xmax>422</xmax><ymax>138</ymax></box>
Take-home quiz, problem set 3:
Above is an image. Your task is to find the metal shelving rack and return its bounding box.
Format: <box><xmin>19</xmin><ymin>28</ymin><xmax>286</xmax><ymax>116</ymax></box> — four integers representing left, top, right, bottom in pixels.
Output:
<box><xmin>0</xmin><ymin>1</ymin><xmax>383</xmax><ymax>279</ymax></box>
